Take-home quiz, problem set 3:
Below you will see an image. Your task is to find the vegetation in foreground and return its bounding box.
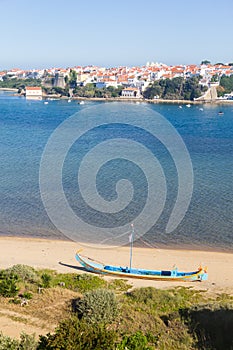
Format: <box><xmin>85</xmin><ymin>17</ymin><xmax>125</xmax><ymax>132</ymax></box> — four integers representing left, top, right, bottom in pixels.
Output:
<box><xmin>0</xmin><ymin>264</ymin><xmax>232</xmax><ymax>349</ymax></box>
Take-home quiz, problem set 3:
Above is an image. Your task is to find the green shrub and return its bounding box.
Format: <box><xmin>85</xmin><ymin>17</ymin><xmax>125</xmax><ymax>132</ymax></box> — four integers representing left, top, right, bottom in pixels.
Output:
<box><xmin>117</xmin><ymin>331</ymin><xmax>153</xmax><ymax>350</ymax></box>
<box><xmin>74</xmin><ymin>288</ymin><xmax>118</xmax><ymax>324</ymax></box>
<box><xmin>19</xmin><ymin>332</ymin><xmax>37</xmax><ymax>350</ymax></box>
<box><xmin>41</xmin><ymin>273</ymin><xmax>52</xmax><ymax>288</ymax></box>
<box><xmin>0</xmin><ymin>271</ymin><xmax>19</xmax><ymax>297</ymax></box>
<box><xmin>37</xmin><ymin>318</ymin><xmax>117</xmax><ymax>350</ymax></box>
<box><xmin>0</xmin><ymin>332</ymin><xmax>37</xmax><ymax>350</ymax></box>
<box><xmin>21</xmin><ymin>292</ymin><xmax>33</xmax><ymax>300</ymax></box>
<box><xmin>4</xmin><ymin>265</ymin><xmax>39</xmax><ymax>284</ymax></box>
<box><xmin>0</xmin><ymin>332</ymin><xmax>19</xmax><ymax>350</ymax></box>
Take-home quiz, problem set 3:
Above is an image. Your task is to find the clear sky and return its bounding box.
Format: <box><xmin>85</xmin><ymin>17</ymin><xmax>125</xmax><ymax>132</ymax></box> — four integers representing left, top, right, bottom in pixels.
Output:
<box><xmin>0</xmin><ymin>0</ymin><xmax>233</xmax><ymax>69</ymax></box>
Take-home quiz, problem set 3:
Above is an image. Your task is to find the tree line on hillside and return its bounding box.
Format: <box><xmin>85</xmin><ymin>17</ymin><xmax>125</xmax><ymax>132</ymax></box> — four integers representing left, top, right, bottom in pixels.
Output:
<box><xmin>0</xmin><ymin>77</ymin><xmax>41</xmax><ymax>90</ymax></box>
<box><xmin>143</xmin><ymin>76</ymin><xmax>208</xmax><ymax>101</ymax></box>
<box><xmin>73</xmin><ymin>84</ymin><xmax>123</xmax><ymax>98</ymax></box>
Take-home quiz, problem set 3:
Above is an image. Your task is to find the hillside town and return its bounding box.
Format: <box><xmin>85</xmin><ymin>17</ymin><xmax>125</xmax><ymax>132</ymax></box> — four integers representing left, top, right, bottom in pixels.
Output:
<box><xmin>1</xmin><ymin>61</ymin><xmax>233</xmax><ymax>101</ymax></box>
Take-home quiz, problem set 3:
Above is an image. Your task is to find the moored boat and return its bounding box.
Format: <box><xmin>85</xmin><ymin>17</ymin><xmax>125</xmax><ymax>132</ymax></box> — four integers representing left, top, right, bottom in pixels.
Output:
<box><xmin>75</xmin><ymin>251</ymin><xmax>208</xmax><ymax>282</ymax></box>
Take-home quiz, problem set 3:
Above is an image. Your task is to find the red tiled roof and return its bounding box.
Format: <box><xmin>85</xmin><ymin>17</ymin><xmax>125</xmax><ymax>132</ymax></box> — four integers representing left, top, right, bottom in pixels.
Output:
<box><xmin>123</xmin><ymin>87</ymin><xmax>139</xmax><ymax>91</ymax></box>
<box><xmin>25</xmin><ymin>86</ymin><xmax>41</xmax><ymax>90</ymax></box>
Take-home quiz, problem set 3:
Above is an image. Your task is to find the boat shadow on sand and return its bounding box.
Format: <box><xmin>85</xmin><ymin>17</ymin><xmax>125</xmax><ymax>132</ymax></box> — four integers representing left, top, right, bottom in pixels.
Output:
<box><xmin>59</xmin><ymin>261</ymin><xmax>88</xmax><ymax>273</ymax></box>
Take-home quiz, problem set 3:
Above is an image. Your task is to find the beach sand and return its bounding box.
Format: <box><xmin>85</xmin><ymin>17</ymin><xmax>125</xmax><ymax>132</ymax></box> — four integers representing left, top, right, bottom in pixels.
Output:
<box><xmin>0</xmin><ymin>237</ymin><xmax>232</xmax><ymax>293</ymax></box>
<box><xmin>0</xmin><ymin>237</ymin><xmax>232</xmax><ymax>339</ymax></box>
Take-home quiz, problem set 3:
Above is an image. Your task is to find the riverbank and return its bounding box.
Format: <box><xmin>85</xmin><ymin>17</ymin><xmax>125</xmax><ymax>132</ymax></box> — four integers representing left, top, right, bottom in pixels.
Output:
<box><xmin>0</xmin><ymin>236</ymin><xmax>232</xmax><ymax>294</ymax></box>
<box><xmin>42</xmin><ymin>94</ymin><xmax>233</xmax><ymax>104</ymax></box>
<box><xmin>2</xmin><ymin>89</ymin><xmax>232</xmax><ymax>104</ymax></box>
<box><xmin>0</xmin><ymin>87</ymin><xmax>18</xmax><ymax>92</ymax></box>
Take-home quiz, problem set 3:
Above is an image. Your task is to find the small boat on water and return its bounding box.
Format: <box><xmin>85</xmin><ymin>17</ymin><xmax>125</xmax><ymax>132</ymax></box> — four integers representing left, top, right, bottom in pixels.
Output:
<box><xmin>218</xmin><ymin>111</ymin><xmax>224</xmax><ymax>116</ymax></box>
<box><xmin>75</xmin><ymin>251</ymin><xmax>208</xmax><ymax>282</ymax></box>
<box><xmin>186</xmin><ymin>104</ymin><xmax>191</xmax><ymax>108</ymax></box>
<box><xmin>79</xmin><ymin>101</ymin><xmax>85</xmax><ymax>105</ymax></box>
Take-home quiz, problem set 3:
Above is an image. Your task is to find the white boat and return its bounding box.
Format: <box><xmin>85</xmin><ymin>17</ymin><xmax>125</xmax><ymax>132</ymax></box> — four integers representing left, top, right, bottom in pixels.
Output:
<box><xmin>44</xmin><ymin>101</ymin><xmax>49</xmax><ymax>105</ymax></box>
<box><xmin>179</xmin><ymin>105</ymin><xmax>182</xmax><ymax>109</ymax></box>
<box><xmin>79</xmin><ymin>101</ymin><xmax>85</xmax><ymax>105</ymax></box>
<box><xmin>68</xmin><ymin>99</ymin><xmax>72</xmax><ymax>103</ymax></box>
<box><xmin>186</xmin><ymin>104</ymin><xmax>191</xmax><ymax>108</ymax></box>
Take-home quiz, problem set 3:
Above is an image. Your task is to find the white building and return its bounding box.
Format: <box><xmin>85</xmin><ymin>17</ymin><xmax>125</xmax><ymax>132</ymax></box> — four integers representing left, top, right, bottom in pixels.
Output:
<box><xmin>121</xmin><ymin>87</ymin><xmax>141</xmax><ymax>98</ymax></box>
<box><xmin>25</xmin><ymin>86</ymin><xmax>42</xmax><ymax>100</ymax></box>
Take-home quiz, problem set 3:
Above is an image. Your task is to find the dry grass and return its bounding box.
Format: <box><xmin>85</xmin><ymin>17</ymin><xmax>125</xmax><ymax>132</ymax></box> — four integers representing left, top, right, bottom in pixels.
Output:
<box><xmin>0</xmin><ymin>287</ymin><xmax>81</xmax><ymax>334</ymax></box>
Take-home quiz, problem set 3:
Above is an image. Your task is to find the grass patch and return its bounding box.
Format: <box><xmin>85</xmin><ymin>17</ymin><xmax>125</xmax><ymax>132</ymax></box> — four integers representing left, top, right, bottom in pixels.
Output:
<box><xmin>107</xmin><ymin>278</ymin><xmax>131</xmax><ymax>293</ymax></box>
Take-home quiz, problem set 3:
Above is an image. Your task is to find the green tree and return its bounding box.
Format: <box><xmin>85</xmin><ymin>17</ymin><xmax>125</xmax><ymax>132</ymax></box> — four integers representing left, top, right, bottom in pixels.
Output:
<box><xmin>211</xmin><ymin>74</ymin><xmax>219</xmax><ymax>82</ymax></box>
<box><xmin>201</xmin><ymin>60</ymin><xmax>211</xmax><ymax>65</ymax></box>
<box><xmin>0</xmin><ymin>78</ymin><xmax>41</xmax><ymax>90</ymax></box>
<box><xmin>69</xmin><ymin>70</ymin><xmax>77</xmax><ymax>88</ymax></box>
<box><xmin>143</xmin><ymin>76</ymin><xmax>204</xmax><ymax>101</ymax></box>
<box><xmin>37</xmin><ymin>318</ymin><xmax>117</xmax><ymax>350</ymax></box>
<box><xmin>0</xmin><ymin>271</ymin><xmax>19</xmax><ymax>297</ymax></box>
<box><xmin>219</xmin><ymin>74</ymin><xmax>233</xmax><ymax>93</ymax></box>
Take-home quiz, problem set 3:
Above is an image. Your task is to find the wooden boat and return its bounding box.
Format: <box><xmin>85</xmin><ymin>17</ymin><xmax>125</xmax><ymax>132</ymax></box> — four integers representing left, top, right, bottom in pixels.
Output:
<box><xmin>75</xmin><ymin>251</ymin><xmax>208</xmax><ymax>282</ymax></box>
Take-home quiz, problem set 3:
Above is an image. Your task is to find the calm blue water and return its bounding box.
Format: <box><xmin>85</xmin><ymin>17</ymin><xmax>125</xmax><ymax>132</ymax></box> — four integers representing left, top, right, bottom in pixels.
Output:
<box><xmin>0</xmin><ymin>91</ymin><xmax>233</xmax><ymax>250</ymax></box>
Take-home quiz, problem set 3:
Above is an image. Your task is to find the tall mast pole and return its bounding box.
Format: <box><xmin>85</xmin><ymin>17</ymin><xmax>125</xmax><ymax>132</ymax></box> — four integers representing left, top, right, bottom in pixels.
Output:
<box><xmin>129</xmin><ymin>223</ymin><xmax>134</xmax><ymax>271</ymax></box>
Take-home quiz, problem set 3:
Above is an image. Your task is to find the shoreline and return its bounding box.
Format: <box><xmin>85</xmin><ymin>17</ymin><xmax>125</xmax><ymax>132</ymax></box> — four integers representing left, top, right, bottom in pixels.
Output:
<box><xmin>0</xmin><ymin>236</ymin><xmax>232</xmax><ymax>294</ymax></box>
<box><xmin>1</xmin><ymin>234</ymin><xmax>232</xmax><ymax>254</ymax></box>
<box><xmin>1</xmin><ymin>89</ymin><xmax>233</xmax><ymax>104</ymax></box>
<box><xmin>0</xmin><ymin>87</ymin><xmax>18</xmax><ymax>92</ymax></box>
<box><xmin>52</xmin><ymin>95</ymin><xmax>233</xmax><ymax>105</ymax></box>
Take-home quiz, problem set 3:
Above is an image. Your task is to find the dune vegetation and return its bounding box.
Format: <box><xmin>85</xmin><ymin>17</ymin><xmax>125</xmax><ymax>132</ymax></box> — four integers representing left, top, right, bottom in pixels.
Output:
<box><xmin>0</xmin><ymin>264</ymin><xmax>232</xmax><ymax>349</ymax></box>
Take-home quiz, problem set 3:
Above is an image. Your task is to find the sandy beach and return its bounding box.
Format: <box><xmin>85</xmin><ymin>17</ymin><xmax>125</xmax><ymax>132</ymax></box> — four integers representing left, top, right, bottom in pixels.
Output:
<box><xmin>0</xmin><ymin>237</ymin><xmax>232</xmax><ymax>294</ymax></box>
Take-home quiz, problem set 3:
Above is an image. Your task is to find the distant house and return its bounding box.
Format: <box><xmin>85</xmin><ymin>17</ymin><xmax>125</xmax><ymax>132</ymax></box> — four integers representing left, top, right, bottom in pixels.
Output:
<box><xmin>0</xmin><ymin>72</ymin><xmax>5</xmax><ymax>81</ymax></box>
<box><xmin>25</xmin><ymin>86</ymin><xmax>42</xmax><ymax>100</ymax></box>
<box><xmin>121</xmin><ymin>87</ymin><xmax>141</xmax><ymax>98</ymax></box>
<box><xmin>96</xmin><ymin>80</ymin><xmax>118</xmax><ymax>89</ymax></box>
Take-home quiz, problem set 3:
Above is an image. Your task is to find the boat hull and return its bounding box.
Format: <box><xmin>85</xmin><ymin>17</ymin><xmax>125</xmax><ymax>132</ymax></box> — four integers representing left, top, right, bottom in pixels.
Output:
<box><xmin>75</xmin><ymin>252</ymin><xmax>208</xmax><ymax>282</ymax></box>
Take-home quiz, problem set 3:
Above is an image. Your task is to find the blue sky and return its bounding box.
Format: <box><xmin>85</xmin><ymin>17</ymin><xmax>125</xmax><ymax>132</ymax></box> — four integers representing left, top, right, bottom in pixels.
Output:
<box><xmin>0</xmin><ymin>0</ymin><xmax>233</xmax><ymax>69</ymax></box>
